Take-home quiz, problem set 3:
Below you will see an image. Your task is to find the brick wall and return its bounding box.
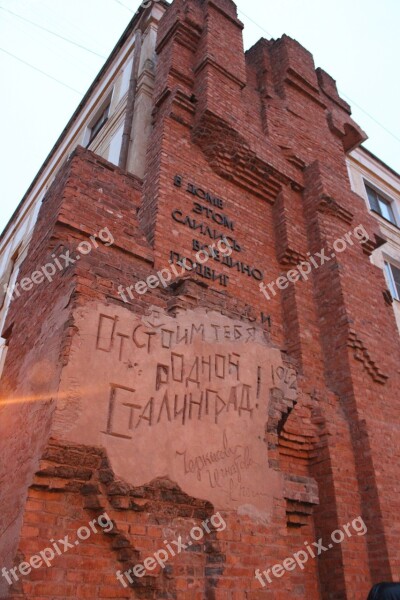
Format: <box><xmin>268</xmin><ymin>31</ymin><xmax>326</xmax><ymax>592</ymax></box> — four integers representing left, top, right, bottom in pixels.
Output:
<box><xmin>1</xmin><ymin>0</ymin><xmax>400</xmax><ymax>598</ymax></box>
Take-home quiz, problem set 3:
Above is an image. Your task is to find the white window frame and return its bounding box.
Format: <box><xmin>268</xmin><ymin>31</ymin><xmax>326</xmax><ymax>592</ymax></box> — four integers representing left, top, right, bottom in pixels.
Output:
<box><xmin>384</xmin><ymin>260</ymin><xmax>400</xmax><ymax>301</ymax></box>
<box><xmin>108</xmin><ymin>123</ymin><xmax>124</xmax><ymax>166</ymax></box>
<box><xmin>0</xmin><ymin>245</ymin><xmax>22</xmax><ymax>379</ymax></box>
<box><xmin>119</xmin><ymin>57</ymin><xmax>133</xmax><ymax>101</ymax></box>
<box><xmin>364</xmin><ymin>181</ymin><xmax>399</xmax><ymax>227</ymax></box>
<box><xmin>83</xmin><ymin>91</ymin><xmax>114</xmax><ymax>148</ymax></box>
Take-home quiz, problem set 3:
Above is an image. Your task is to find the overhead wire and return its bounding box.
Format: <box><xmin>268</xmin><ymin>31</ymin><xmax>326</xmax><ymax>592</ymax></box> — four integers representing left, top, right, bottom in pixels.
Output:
<box><xmin>0</xmin><ymin>6</ymin><xmax>106</xmax><ymax>59</ymax></box>
<box><xmin>237</xmin><ymin>8</ymin><xmax>274</xmax><ymax>39</ymax></box>
<box><xmin>112</xmin><ymin>0</ymin><xmax>135</xmax><ymax>14</ymax></box>
<box><xmin>339</xmin><ymin>91</ymin><xmax>400</xmax><ymax>145</ymax></box>
<box><xmin>0</xmin><ymin>10</ymin><xmax>98</xmax><ymax>77</ymax></box>
<box><xmin>237</xmin><ymin>6</ymin><xmax>400</xmax><ymax>149</ymax></box>
<box><xmin>39</xmin><ymin>0</ymin><xmax>108</xmax><ymax>55</ymax></box>
<box><xmin>0</xmin><ymin>47</ymin><xmax>83</xmax><ymax>94</ymax></box>
<box><xmin>0</xmin><ymin>1</ymin><xmax>398</xmax><ymax>149</ymax></box>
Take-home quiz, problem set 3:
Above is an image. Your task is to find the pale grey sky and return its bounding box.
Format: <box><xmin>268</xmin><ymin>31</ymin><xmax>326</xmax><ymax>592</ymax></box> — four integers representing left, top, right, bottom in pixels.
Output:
<box><xmin>0</xmin><ymin>0</ymin><xmax>399</xmax><ymax>235</ymax></box>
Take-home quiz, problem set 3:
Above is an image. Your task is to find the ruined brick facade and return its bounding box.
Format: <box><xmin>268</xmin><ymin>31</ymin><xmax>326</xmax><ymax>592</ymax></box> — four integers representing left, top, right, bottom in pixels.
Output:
<box><xmin>1</xmin><ymin>1</ymin><xmax>400</xmax><ymax>599</ymax></box>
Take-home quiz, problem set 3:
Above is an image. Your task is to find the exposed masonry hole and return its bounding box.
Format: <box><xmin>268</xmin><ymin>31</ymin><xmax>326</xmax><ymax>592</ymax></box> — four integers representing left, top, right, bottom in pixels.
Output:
<box><xmin>277</xmin><ymin>402</ymin><xmax>297</xmax><ymax>436</ymax></box>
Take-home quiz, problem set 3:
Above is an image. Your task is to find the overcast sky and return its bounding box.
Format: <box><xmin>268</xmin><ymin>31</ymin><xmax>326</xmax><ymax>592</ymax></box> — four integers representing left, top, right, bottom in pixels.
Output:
<box><xmin>0</xmin><ymin>0</ymin><xmax>399</xmax><ymax>235</ymax></box>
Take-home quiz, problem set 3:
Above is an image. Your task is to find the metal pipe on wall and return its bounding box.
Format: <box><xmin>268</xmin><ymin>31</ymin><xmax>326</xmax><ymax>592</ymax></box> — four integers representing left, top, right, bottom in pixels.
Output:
<box><xmin>119</xmin><ymin>29</ymin><xmax>143</xmax><ymax>171</ymax></box>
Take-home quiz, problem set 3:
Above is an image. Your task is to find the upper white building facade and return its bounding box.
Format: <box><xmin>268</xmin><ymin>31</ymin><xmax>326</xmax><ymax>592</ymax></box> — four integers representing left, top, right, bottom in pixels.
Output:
<box><xmin>0</xmin><ymin>1</ymin><xmax>167</xmax><ymax>375</ymax></box>
<box><xmin>347</xmin><ymin>147</ymin><xmax>400</xmax><ymax>332</ymax></box>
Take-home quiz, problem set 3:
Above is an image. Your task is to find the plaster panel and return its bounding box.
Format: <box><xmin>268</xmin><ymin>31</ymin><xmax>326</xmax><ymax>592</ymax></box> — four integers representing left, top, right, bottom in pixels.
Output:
<box><xmin>54</xmin><ymin>304</ymin><xmax>297</xmax><ymax>520</ymax></box>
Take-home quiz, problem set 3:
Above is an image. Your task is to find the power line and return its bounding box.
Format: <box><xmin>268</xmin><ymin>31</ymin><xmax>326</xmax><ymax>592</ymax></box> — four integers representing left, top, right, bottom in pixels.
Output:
<box><xmin>339</xmin><ymin>90</ymin><xmax>400</xmax><ymax>145</ymax></box>
<box><xmin>1</xmin><ymin>8</ymin><xmax>98</xmax><ymax>78</ymax></box>
<box><xmin>237</xmin><ymin>6</ymin><xmax>400</xmax><ymax>148</ymax></box>
<box><xmin>0</xmin><ymin>6</ymin><xmax>105</xmax><ymax>59</ymax></box>
<box><xmin>0</xmin><ymin>47</ymin><xmax>83</xmax><ymax>94</ymax></box>
<box><xmin>237</xmin><ymin>8</ymin><xmax>273</xmax><ymax>39</ymax></box>
<box><xmin>1</xmin><ymin>1</ymin><xmax>398</xmax><ymax>150</ymax></box>
<box><xmin>112</xmin><ymin>0</ymin><xmax>135</xmax><ymax>14</ymax></box>
<box><xmin>40</xmin><ymin>0</ymin><xmax>107</xmax><ymax>55</ymax></box>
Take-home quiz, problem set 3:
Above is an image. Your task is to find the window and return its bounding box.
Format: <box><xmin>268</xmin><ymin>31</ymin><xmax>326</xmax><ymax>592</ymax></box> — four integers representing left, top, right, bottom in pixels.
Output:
<box><xmin>0</xmin><ymin>246</ymin><xmax>20</xmax><ymax>310</ymax></box>
<box><xmin>384</xmin><ymin>262</ymin><xmax>400</xmax><ymax>301</ymax></box>
<box><xmin>119</xmin><ymin>58</ymin><xmax>133</xmax><ymax>100</ymax></box>
<box><xmin>88</xmin><ymin>103</ymin><xmax>110</xmax><ymax>146</ymax></box>
<box><xmin>108</xmin><ymin>124</ymin><xmax>124</xmax><ymax>166</ymax></box>
<box><xmin>366</xmin><ymin>185</ymin><xmax>396</xmax><ymax>225</ymax></box>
